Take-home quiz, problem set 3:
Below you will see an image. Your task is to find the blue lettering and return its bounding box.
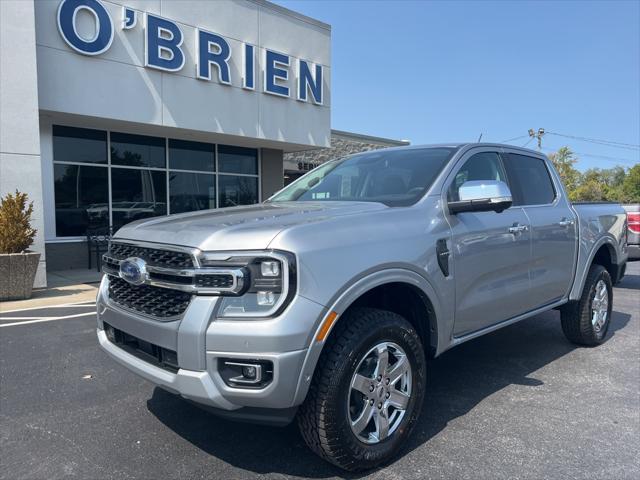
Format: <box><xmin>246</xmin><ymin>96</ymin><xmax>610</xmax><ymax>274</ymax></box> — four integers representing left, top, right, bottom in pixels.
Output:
<box><xmin>122</xmin><ymin>7</ymin><xmax>136</xmax><ymax>29</ymax></box>
<box><xmin>196</xmin><ymin>29</ymin><xmax>231</xmax><ymax>84</ymax></box>
<box><xmin>243</xmin><ymin>44</ymin><xmax>255</xmax><ymax>90</ymax></box>
<box><xmin>145</xmin><ymin>14</ymin><xmax>184</xmax><ymax>72</ymax></box>
<box><xmin>297</xmin><ymin>60</ymin><xmax>323</xmax><ymax>105</ymax></box>
<box><xmin>264</xmin><ymin>50</ymin><xmax>290</xmax><ymax>97</ymax></box>
<box><xmin>57</xmin><ymin>0</ymin><xmax>114</xmax><ymax>56</ymax></box>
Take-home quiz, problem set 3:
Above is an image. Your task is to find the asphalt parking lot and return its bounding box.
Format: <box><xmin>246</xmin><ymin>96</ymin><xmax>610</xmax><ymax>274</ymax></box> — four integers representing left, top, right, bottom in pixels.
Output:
<box><xmin>1</xmin><ymin>263</ymin><xmax>638</xmax><ymax>480</ymax></box>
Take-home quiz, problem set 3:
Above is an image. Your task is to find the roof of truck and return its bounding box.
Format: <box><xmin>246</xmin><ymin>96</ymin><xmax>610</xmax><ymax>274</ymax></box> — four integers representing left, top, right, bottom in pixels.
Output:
<box><xmin>368</xmin><ymin>142</ymin><xmax>547</xmax><ymax>157</ymax></box>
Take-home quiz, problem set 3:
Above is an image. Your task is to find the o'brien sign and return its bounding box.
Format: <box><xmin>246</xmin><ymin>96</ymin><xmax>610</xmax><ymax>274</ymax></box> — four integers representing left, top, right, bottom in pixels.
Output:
<box><xmin>56</xmin><ymin>0</ymin><xmax>324</xmax><ymax>105</ymax></box>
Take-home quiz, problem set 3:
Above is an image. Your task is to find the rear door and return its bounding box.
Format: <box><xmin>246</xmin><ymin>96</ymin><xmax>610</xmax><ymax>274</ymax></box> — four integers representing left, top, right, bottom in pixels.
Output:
<box><xmin>446</xmin><ymin>148</ymin><xmax>532</xmax><ymax>337</ymax></box>
<box><xmin>503</xmin><ymin>152</ymin><xmax>578</xmax><ymax>306</ymax></box>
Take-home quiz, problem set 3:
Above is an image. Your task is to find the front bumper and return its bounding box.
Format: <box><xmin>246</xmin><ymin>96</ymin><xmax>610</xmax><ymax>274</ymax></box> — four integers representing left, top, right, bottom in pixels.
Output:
<box><xmin>96</xmin><ymin>275</ymin><xmax>326</xmax><ymax>412</ymax></box>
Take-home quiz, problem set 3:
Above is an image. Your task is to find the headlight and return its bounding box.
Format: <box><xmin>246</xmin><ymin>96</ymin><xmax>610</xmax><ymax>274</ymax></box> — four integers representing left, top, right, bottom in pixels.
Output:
<box><xmin>198</xmin><ymin>250</ymin><xmax>296</xmax><ymax>318</ymax></box>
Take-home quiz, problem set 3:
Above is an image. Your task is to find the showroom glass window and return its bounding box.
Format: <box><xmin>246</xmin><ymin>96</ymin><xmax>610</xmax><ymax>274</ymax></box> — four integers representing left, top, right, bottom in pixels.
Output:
<box><xmin>51</xmin><ymin>125</ymin><xmax>260</xmax><ymax>237</ymax></box>
<box><xmin>52</xmin><ymin>126</ymin><xmax>109</xmax><ymax>236</ymax></box>
<box><xmin>110</xmin><ymin>132</ymin><xmax>167</xmax><ymax>230</ymax></box>
<box><xmin>169</xmin><ymin>140</ymin><xmax>216</xmax><ymax>214</ymax></box>
<box><xmin>218</xmin><ymin>146</ymin><xmax>259</xmax><ymax>208</ymax></box>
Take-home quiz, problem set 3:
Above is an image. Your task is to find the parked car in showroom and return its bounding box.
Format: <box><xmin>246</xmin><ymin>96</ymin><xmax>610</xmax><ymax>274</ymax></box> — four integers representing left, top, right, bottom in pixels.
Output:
<box><xmin>96</xmin><ymin>144</ymin><xmax>628</xmax><ymax>471</ymax></box>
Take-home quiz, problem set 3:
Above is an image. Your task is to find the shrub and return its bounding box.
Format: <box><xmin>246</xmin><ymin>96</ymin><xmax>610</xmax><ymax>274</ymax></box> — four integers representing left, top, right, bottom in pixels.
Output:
<box><xmin>0</xmin><ymin>190</ymin><xmax>37</xmax><ymax>254</ymax></box>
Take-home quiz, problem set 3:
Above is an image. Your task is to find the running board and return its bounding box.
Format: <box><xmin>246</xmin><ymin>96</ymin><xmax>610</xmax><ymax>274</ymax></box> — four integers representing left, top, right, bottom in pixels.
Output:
<box><xmin>451</xmin><ymin>298</ymin><xmax>568</xmax><ymax>346</ymax></box>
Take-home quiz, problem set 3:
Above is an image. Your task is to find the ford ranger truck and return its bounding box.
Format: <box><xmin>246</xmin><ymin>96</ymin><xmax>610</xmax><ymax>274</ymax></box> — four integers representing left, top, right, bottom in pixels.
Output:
<box><xmin>97</xmin><ymin>144</ymin><xmax>628</xmax><ymax>471</ymax></box>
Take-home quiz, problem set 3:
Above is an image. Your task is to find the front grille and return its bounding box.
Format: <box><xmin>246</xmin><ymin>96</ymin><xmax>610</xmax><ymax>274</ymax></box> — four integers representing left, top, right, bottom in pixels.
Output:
<box><xmin>108</xmin><ymin>276</ymin><xmax>192</xmax><ymax>318</ymax></box>
<box><xmin>108</xmin><ymin>242</ymin><xmax>194</xmax><ymax>268</ymax></box>
<box><xmin>195</xmin><ymin>274</ymin><xmax>235</xmax><ymax>289</ymax></box>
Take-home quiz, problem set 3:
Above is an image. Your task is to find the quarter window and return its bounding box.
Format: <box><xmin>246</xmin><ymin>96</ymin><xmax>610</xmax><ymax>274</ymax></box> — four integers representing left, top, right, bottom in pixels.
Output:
<box><xmin>504</xmin><ymin>154</ymin><xmax>556</xmax><ymax>206</ymax></box>
<box><xmin>448</xmin><ymin>152</ymin><xmax>507</xmax><ymax>202</ymax></box>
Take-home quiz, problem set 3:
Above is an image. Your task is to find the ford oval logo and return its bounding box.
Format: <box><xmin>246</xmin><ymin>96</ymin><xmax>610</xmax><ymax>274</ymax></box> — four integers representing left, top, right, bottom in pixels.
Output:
<box><xmin>119</xmin><ymin>257</ymin><xmax>147</xmax><ymax>286</ymax></box>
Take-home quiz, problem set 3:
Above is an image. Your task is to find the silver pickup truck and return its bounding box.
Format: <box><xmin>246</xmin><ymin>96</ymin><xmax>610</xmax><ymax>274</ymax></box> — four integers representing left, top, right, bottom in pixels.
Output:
<box><xmin>96</xmin><ymin>144</ymin><xmax>628</xmax><ymax>471</ymax></box>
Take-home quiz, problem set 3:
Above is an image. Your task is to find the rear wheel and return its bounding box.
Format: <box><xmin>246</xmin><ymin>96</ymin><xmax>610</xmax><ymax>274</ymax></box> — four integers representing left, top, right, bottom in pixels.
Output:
<box><xmin>561</xmin><ymin>264</ymin><xmax>612</xmax><ymax>346</ymax></box>
<box><xmin>297</xmin><ymin>307</ymin><xmax>426</xmax><ymax>471</ymax></box>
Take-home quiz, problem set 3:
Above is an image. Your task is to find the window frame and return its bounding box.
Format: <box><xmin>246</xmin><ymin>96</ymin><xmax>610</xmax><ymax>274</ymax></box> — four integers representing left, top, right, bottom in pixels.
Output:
<box><xmin>502</xmin><ymin>151</ymin><xmax>558</xmax><ymax>208</ymax></box>
<box><xmin>446</xmin><ymin>150</ymin><xmax>509</xmax><ymax>202</ymax></box>
<box><xmin>442</xmin><ymin>147</ymin><xmax>514</xmax><ymax>214</ymax></box>
<box><xmin>49</xmin><ymin>124</ymin><xmax>262</xmax><ymax>240</ymax></box>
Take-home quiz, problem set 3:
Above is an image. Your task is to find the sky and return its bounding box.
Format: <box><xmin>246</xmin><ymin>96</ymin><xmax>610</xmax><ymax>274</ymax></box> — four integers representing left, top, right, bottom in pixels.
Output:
<box><xmin>275</xmin><ymin>0</ymin><xmax>640</xmax><ymax>171</ymax></box>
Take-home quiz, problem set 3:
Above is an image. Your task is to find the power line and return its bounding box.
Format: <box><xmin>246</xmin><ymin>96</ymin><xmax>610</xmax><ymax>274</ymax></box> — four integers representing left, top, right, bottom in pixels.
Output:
<box><xmin>522</xmin><ymin>137</ymin><xmax>534</xmax><ymax>148</ymax></box>
<box><xmin>541</xmin><ymin>148</ymin><xmax>638</xmax><ymax>166</ymax></box>
<box><xmin>501</xmin><ymin>135</ymin><xmax>528</xmax><ymax>143</ymax></box>
<box><xmin>546</xmin><ymin>131</ymin><xmax>640</xmax><ymax>151</ymax></box>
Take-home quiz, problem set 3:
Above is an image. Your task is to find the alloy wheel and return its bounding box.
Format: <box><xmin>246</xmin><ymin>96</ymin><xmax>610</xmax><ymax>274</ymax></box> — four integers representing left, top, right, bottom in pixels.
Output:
<box><xmin>347</xmin><ymin>342</ymin><xmax>412</xmax><ymax>444</ymax></box>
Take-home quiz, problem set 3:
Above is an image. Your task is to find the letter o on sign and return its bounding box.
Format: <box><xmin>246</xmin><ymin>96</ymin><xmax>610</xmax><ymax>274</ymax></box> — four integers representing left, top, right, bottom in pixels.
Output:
<box><xmin>57</xmin><ymin>0</ymin><xmax>114</xmax><ymax>55</ymax></box>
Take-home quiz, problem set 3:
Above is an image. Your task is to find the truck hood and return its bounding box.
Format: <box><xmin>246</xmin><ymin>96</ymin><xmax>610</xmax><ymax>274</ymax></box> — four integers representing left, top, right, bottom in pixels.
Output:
<box><xmin>114</xmin><ymin>201</ymin><xmax>387</xmax><ymax>251</ymax></box>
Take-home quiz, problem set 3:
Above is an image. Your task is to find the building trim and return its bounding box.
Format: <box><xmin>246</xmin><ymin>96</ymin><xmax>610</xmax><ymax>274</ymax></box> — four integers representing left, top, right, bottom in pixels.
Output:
<box><xmin>330</xmin><ymin>129</ymin><xmax>410</xmax><ymax>146</ymax></box>
<box><xmin>250</xmin><ymin>0</ymin><xmax>331</xmax><ymax>31</ymax></box>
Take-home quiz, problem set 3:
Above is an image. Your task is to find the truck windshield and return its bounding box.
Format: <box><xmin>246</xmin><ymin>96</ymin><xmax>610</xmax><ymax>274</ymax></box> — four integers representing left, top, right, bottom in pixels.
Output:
<box><xmin>269</xmin><ymin>147</ymin><xmax>457</xmax><ymax>207</ymax></box>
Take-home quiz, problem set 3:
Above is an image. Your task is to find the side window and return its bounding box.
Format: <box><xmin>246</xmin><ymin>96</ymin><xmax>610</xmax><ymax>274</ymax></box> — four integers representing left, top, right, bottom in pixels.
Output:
<box><xmin>504</xmin><ymin>154</ymin><xmax>556</xmax><ymax>206</ymax></box>
<box><xmin>448</xmin><ymin>152</ymin><xmax>506</xmax><ymax>201</ymax></box>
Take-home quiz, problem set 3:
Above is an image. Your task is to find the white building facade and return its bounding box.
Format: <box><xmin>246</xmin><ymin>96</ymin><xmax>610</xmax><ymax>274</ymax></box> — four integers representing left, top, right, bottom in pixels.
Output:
<box><xmin>0</xmin><ymin>0</ymin><xmax>331</xmax><ymax>286</ymax></box>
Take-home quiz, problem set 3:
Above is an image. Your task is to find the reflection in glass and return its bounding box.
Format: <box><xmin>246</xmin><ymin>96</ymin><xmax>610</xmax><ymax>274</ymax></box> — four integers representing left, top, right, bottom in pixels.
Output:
<box><xmin>218</xmin><ymin>175</ymin><xmax>259</xmax><ymax>208</ymax></box>
<box><xmin>270</xmin><ymin>147</ymin><xmax>456</xmax><ymax>207</ymax></box>
<box><xmin>169</xmin><ymin>172</ymin><xmax>216</xmax><ymax>214</ymax></box>
<box><xmin>111</xmin><ymin>132</ymin><xmax>166</xmax><ymax>168</ymax></box>
<box><xmin>52</xmin><ymin>125</ymin><xmax>107</xmax><ymax>164</ymax></box>
<box><xmin>169</xmin><ymin>139</ymin><xmax>215</xmax><ymax>172</ymax></box>
<box><xmin>111</xmin><ymin>168</ymin><xmax>167</xmax><ymax>230</ymax></box>
<box><xmin>218</xmin><ymin>145</ymin><xmax>258</xmax><ymax>174</ymax></box>
<box><xmin>54</xmin><ymin>164</ymin><xmax>109</xmax><ymax>236</ymax></box>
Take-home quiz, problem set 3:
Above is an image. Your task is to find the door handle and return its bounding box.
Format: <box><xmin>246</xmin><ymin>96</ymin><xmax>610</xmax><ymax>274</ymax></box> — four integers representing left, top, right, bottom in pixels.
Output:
<box><xmin>508</xmin><ymin>224</ymin><xmax>529</xmax><ymax>234</ymax></box>
<box><xmin>558</xmin><ymin>219</ymin><xmax>575</xmax><ymax>227</ymax></box>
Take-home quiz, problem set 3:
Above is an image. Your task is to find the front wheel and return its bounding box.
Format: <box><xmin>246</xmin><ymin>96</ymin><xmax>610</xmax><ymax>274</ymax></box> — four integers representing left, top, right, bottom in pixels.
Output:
<box><xmin>561</xmin><ymin>264</ymin><xmax>613</xmax><ymax>346</ymax></box>
<box><xmin>297</xmin><ymin>308</ymin><xmax>426</xmax><ymax>471</ymax></box>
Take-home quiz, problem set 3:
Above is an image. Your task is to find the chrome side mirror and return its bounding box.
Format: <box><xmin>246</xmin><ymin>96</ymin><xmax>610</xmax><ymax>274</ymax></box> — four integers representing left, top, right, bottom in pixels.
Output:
<box><xmin>448</xmin><ymin>180</ymin><xmax>513</xmax><ymax>214</ymax></box>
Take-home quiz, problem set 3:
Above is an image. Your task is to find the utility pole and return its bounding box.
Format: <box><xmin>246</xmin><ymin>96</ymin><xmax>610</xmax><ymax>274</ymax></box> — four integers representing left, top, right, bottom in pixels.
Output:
<box><xmin>528</xmin><ymin>128</ymin><xmax>545</xmax><ymax>150</ymax></box>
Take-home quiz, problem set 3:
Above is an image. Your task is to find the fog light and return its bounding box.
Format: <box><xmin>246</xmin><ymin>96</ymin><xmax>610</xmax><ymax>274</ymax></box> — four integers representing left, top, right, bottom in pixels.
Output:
<box><xmin>222</xmin><ymin>360</ymin><xmax>264</xmax><ymax>385</ymax></box>
<box><xmin>242</xmin><ymin>365</ymin><xmax>257</xmax><ymax>379</ymax></box>
<box><xmin>104</xmin><ymin>323</ymin><xmax>115</xmax><ymax>342</ymax></box>
<box><xmin>260</xmin><ymin>260</ymin><xmax>280</xmax><ymax>277</ymax></box>
<box><xmin>257</xmin><ymin>291</ymin><xmax>275</xmax><ymax>306</ymax></box>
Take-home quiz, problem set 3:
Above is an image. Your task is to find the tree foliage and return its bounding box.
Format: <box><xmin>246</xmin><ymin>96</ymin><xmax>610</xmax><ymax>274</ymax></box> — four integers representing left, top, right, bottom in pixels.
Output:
<box><xmin>0</xmin><ymin>190</ymin><xmax>37</xmax><ymax>254</ymax></box>
<box><xmin>548</xmin><ymin>147</ymin><xmax>639</xmax><ymax>203</ymax></box>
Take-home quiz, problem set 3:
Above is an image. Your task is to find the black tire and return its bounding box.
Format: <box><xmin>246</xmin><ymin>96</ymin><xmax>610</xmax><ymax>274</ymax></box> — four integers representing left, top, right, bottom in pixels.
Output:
<box><xmin>297</xmin><ymin>307</ymin><xmax>426</xmax><ymax>471</ymax></box>
<box><xmin>561</xmin><ymin>264</ymin><xmax>613</xmax><ymax>346</ymax></box>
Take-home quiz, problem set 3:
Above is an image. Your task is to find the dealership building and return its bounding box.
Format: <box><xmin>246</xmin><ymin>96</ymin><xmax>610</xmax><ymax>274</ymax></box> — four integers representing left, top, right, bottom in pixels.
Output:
<box><xmin>0</xmin><ymin>0</ymin><xmax>331</xmax><ymax>287</ymax></box>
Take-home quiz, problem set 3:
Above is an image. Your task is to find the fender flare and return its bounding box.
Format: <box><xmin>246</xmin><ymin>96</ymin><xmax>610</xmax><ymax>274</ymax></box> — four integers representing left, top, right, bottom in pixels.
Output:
<box><xmin>569</xmin><ymin>235</ymin><xmax>619</xmax><ymax>301</ymax></box>
<box><xmin>291</xmin><ymin>268</ymin><xmax>445</xmax><ymax>406</ymax></box>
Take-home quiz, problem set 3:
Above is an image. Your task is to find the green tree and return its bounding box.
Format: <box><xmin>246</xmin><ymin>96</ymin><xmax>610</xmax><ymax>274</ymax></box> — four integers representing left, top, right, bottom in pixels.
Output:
<box><xmin>548</xmin><ymin>147</ymin><xmax>581</xmax><ymax>200</ymax></box>
<box><xmin>573</xmin><ymin>178</ymin><xmax>607</xmax><ymax>202</ymax></box>
<box><xmin>547</xmin><ymin>146</ymin><xmax>639</xmax><ymax>203</ymax></box>
<box><xmin>619</xmin><ymin>164</ymin><xmax>640</xmax><ymax>203</ymax></box>
<box><xmin>580</xmin><ymin>167</ymin><xmax>629</xmax><ymax>201</ymax></box>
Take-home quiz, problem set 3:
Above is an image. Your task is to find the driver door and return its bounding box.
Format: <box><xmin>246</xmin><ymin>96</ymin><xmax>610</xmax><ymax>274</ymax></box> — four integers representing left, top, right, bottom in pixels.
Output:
<box><xmin>446</xmin><ymin>149</ymin><xmax>532</xmax><ymax>337</ymax></box>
